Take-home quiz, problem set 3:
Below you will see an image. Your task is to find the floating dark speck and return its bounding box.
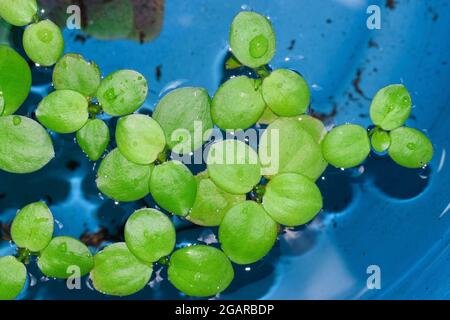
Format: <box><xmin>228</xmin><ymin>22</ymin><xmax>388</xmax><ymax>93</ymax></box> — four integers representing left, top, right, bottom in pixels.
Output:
<box><xmin>287</xmin><ymin>39</ymin><xmax>296</xmax><ymax>51</ymax></box>
<box><xmin>155</xmin><ymin>64</ymin><xmax>162</xmax><ymax>81</ymax></box>
<box><xmin>386</xmin><ymin>0</ymin><xmax>396</xmax><ymax>10</ymax></box>
<box><xmin>66</xmin><ymin>160</ymin><xmax>81</xmax><ymax>171</ymax></box>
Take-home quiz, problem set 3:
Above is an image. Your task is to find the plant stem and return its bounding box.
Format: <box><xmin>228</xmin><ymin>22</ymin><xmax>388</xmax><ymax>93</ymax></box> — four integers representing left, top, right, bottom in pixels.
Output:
<box><xmin>17</xmin><ymin>248</ymin><xmax>31</xmax><ymax>265</ymax></box>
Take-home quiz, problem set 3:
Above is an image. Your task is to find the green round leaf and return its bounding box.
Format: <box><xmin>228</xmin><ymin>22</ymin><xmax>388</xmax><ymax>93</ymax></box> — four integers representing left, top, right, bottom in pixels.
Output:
<box><xmin>125</xmin><ymin>208</ymin><xmax>176</xmax><ymax>263</ymax></box>
<box><xmin>262</xmin><ymin>69</ymin><xmax>310</xmax><ymax>116</ymax></box>
<box><xmin>229</xmin><ymin>11</ymin><xmax>276</xmax><ymax>68</ymax></box>
<box><xmin>36</xmin><ymin>90</ymin><xmax>89</xmax><ymax>133</ymax></box>
<box><xmin>91</xmin><ymin>242</ymin><xmax>153</xmax><ymax>297</ymax></box>
<box><xmin>258</xmin><ymin>106</ymin><xmax>278</xmax><ymax>125</ymax></box>
<box><xmin>97</xmin><ymin>70</ymin><xmax>148</xmax><ymax>116</ymax></box>
<box><xmin>168</xmin><ymin>245</ymin><xmax>234</xmax><ymax>297</ymax></box>
<box><xmin>207</xmin><ymin>139</ymin><xmax>261</xmax><ymax>194</ymax></box>
<box><xmin>53</xmin><ymin>54</ymin><xmax>101</xmax><ymax>97</ymax></box>
<box><xmin>187</xmin><ymin>171</ymin><xmax>245</xmax><ymax>227</ymax></box>
<box><xmin>0</xmin><ymin>115</ymin><xmax>54</xmax><ymax>174</ymax></box>
<box><xmin>11</xmin><ymin>202</ymin><xmax>54</xmax><ymax>252</ymax></box>
<box><xmin>23</xmin><ymin>20</ymin><xmax>64</xmax><ymax>66</ymax></box>
<box><xmin>0</xmin><ymin>45</ymin><xmax>32</xmax><ymax>116</ymax></box>
<box><xmin>96</xmin><ymin>148</ymin><xmax>153</xmax><ymax>202</ymax></box>
<box><xmin>259</xmin><ymin>117</ymin><xmax>327</xmax><ymax>180</ymax></box>
<box><xmin>0</xmin><ymin>0</ymin><xmax>37</xmax><ymax>26</ymax></box>
<box><xmin>371</xmin><ymin>127</ymin><xmax>391</xmax><ymax>153</ymax></box>
<box><xmin>370</xmin><ymin>84</ymin><xmax>412</xmax><ymax>131</ymax></box>
<box><xmin>116</xmin><ymin>114</ymin><xmax>166</xmax><ymax>165</ymax></box>
<box><xmin>219</xmin><ymin>201</ymin><xmax>278</xmax><ymax>264</ymax></box>
<box><xmin>211</xmin><ymin>76</ymin><xmax>266</xmax><ymax>130</ymax></box>
<box><xmin>295</xmin><ymin>114</ymin><xmax>327</xmax><ymax>144</ymax></box>
<box><xmin>38</xmin><ymin>236</ymin><xmax>94</xmax><ymax>279</ymax></box>
<box><xmin>153</xmin><ymin>87</ymin><xmax>213</xmax><ymax>153</ymax></box>
<box><xmin>388</xmin><ymin>127</ymin><xmax>434</xmax><ymax>168</ymax></box>
<box><xmin>322</xmin><ymin>124</ymin><xmax>370</xmax><ymax>169</ymax></box>
<box><xmin>76</xmin><ymin>119</ymin><xmax>110</xmax><ymax>161</ymax></box>
<box><xmin>149</xmin><ymin>160</ymin><xmax>197</xmax><ymax>216</ymax></box>
<box><xmin>263</xmin><ymin>173</ymin><xmax>323</xmax><ymax>226</ymax></box>
<box><xmin>0</xmin><ymin>256</ymin><xmax>27</xmax><ymax>300</ymax></box>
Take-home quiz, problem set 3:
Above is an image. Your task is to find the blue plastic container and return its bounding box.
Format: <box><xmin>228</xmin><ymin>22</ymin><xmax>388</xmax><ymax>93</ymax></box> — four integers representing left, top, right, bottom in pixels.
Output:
<box><xmin>0</xmin><ymin>0</ymin><xmax>449</xmax><ymax>299</ymax></box>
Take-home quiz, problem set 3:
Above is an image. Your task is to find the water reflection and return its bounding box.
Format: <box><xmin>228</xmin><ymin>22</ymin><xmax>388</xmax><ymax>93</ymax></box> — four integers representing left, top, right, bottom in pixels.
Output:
<box><xmin>38</xmin><ymin>0</ymin><xmax>164</xmax><ymax>43</ymax></box>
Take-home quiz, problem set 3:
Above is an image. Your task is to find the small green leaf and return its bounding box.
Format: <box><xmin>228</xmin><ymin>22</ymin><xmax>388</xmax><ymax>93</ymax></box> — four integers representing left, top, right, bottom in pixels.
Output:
<box><xmin>263</xmin><ymin>173</ymin><xmax>323</xmax><ymax>226</ymax></box>
<box><xmin>207</xmin><ymin>140</ymin><xmax>261</xmax><ymax>194</ymax></box>
<box><xmin>168</xmin><ymin>245</ymin><xmax>234</xmax><ymax>297</ymax></box>
<box><xmin>0</xmin><ymin>0</ymin><xmax>37</xmax><ymax>27</ymax></box>
<box><xmin>0</xmin><ymin>45</ymin><xmax>32</xmax><ymax>116</ymax></box>
<box><xmin>91</xmin><ymin>243</ymin><xmax>153</xmax><ymax>297</ymax></box>
<box><xmin>187</xmin><ymin>171</ymin><xmax>245</xmax><ymax>227</ymax></box>
<box><xmin>96</xmin><ymin>148</ymin><xmax>153</xmax><ymax>202</ymax></box>
<box><xmin>388</xmin><ymin>127</ymin><xmax>433</xmax><ymax>168</ymax></box>
<box><xmin>96</xmin><ymin>70</ymin><xmax>148</xmax><ymax>116</ymax></box>
<box><xmin>370</xmin><ymin>84</ymin><xmax>412</xmax><ymax>131</ymax></box>
<box><xmin>371</xmin><ymin>127</ymin><xmax>391</xmax><ymax>153</ymax></box>
<box><xmin>37</xmin><ymin>236</ymin><xmax>94</xmax><ymax>279</ymax></box>
<box><xmin>322</xmin><ymin>124</ymin><xmax>370</xmax><ymax>169</ymax></box>
<box><xmin>0</xmin><ymin>115</ymin><xmax>54</xmax><ymax>174</ymax></box>
<box><xmin>36</xmin><ymin>90</ymin><xmax>89</xmax><ymax>134</ymax></box>
<box><xmin>76</xmin><ymin>119</ymin><xmax>110</xmax><ymax>161</ymax></box>
<box><xmin>295</xmin><ymin>115</ymin><xmax>327</xmax><ymax>144</ymax></box>
<box><xmin>116</xmin><ymin>114</ymin><xmax>166</xmax><ymax>165</ymax></box>
<box><xmin>229</xmin><ymin>11</ymin><xmax>276</xmax><ymax>68</ymax></box>
<box><xmin>225</xmin><ymin>55</ymin><xmax>242</xmax><ymax>70</ymax></box>
<box><xmin>11</xmin><ymin>202</ymin><xmax>54</xmax><ymax>252</ymax></box>
<box><xmin>211</xmin><ymin>76</ymin><xmax>266</xmax><ymax>130</ymax></box>
<box><xmin>153</xmin><ymin>87</ymin><xmax>213</xmax><ymax>154</ymax></box>
<box><xmin>124</xmin><ymin>208</ymin><xmax>176</xmax><ymax>263</ymax></box>
<box><xmin>23</xmin><ymin>20</ymin><xmax>64</xmax><ymax>66</ymax></box>
<box><xmin>149</xmin><ymin>160</ymin><xmax>197</xmax><ymax>216</ymax></box>
<box><xmin>262</xmin><ymin>69</ymin><xmax>311</xmax><ymax>117</ymax></box>
<box><xmin>258</xmin><ymin>107</ymin><xmax>278</xmax><ymax>125</ymax></box>
<box><xmin>53</xmin><ymin>54</ymin><xmax>101</xmax><ymax>97</ymax></box>
<box><xmin>219</xmin><ymin>201</ymin><xmax>278</xmax><ymax>264</ymax></box>
<box><xmin>0</xmin><ymin>256</ymin><xmax>27</xmax><ymax>300</ymax></box>
<box><xmin>259</xmin><ymin>118</ymin><xmax>327</xmax><ymax>180</ymax></box>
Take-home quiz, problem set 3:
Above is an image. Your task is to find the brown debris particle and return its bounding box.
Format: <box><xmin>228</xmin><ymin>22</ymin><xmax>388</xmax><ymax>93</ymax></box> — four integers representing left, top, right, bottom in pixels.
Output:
<box><xmin>386</xmin><ymin>0</ymin><xmax>396</xmax><ymax>10</ymax></box>
<box><xmin>368</xmin><ymin>39</ymin><xmax>379</xmax><ymax>49</ymax></box>
<box><xmin>74</xmin><ymin>34</ymin><xmax>90</xmax><ymax>44</ymax></box>
<box><xmin>310</xmin><ymin>104</ymin><xmax>338</xmax><ymax>122</ymax></box>
<box><xmin>352</xmin><ymin>68</ymin><xmax>368</xmax><ymax>99</ymax></box>
<box><xmin>80</xmin><ymin>227</ymin><xmax>121</xmax><ymax>248</ymax></box>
